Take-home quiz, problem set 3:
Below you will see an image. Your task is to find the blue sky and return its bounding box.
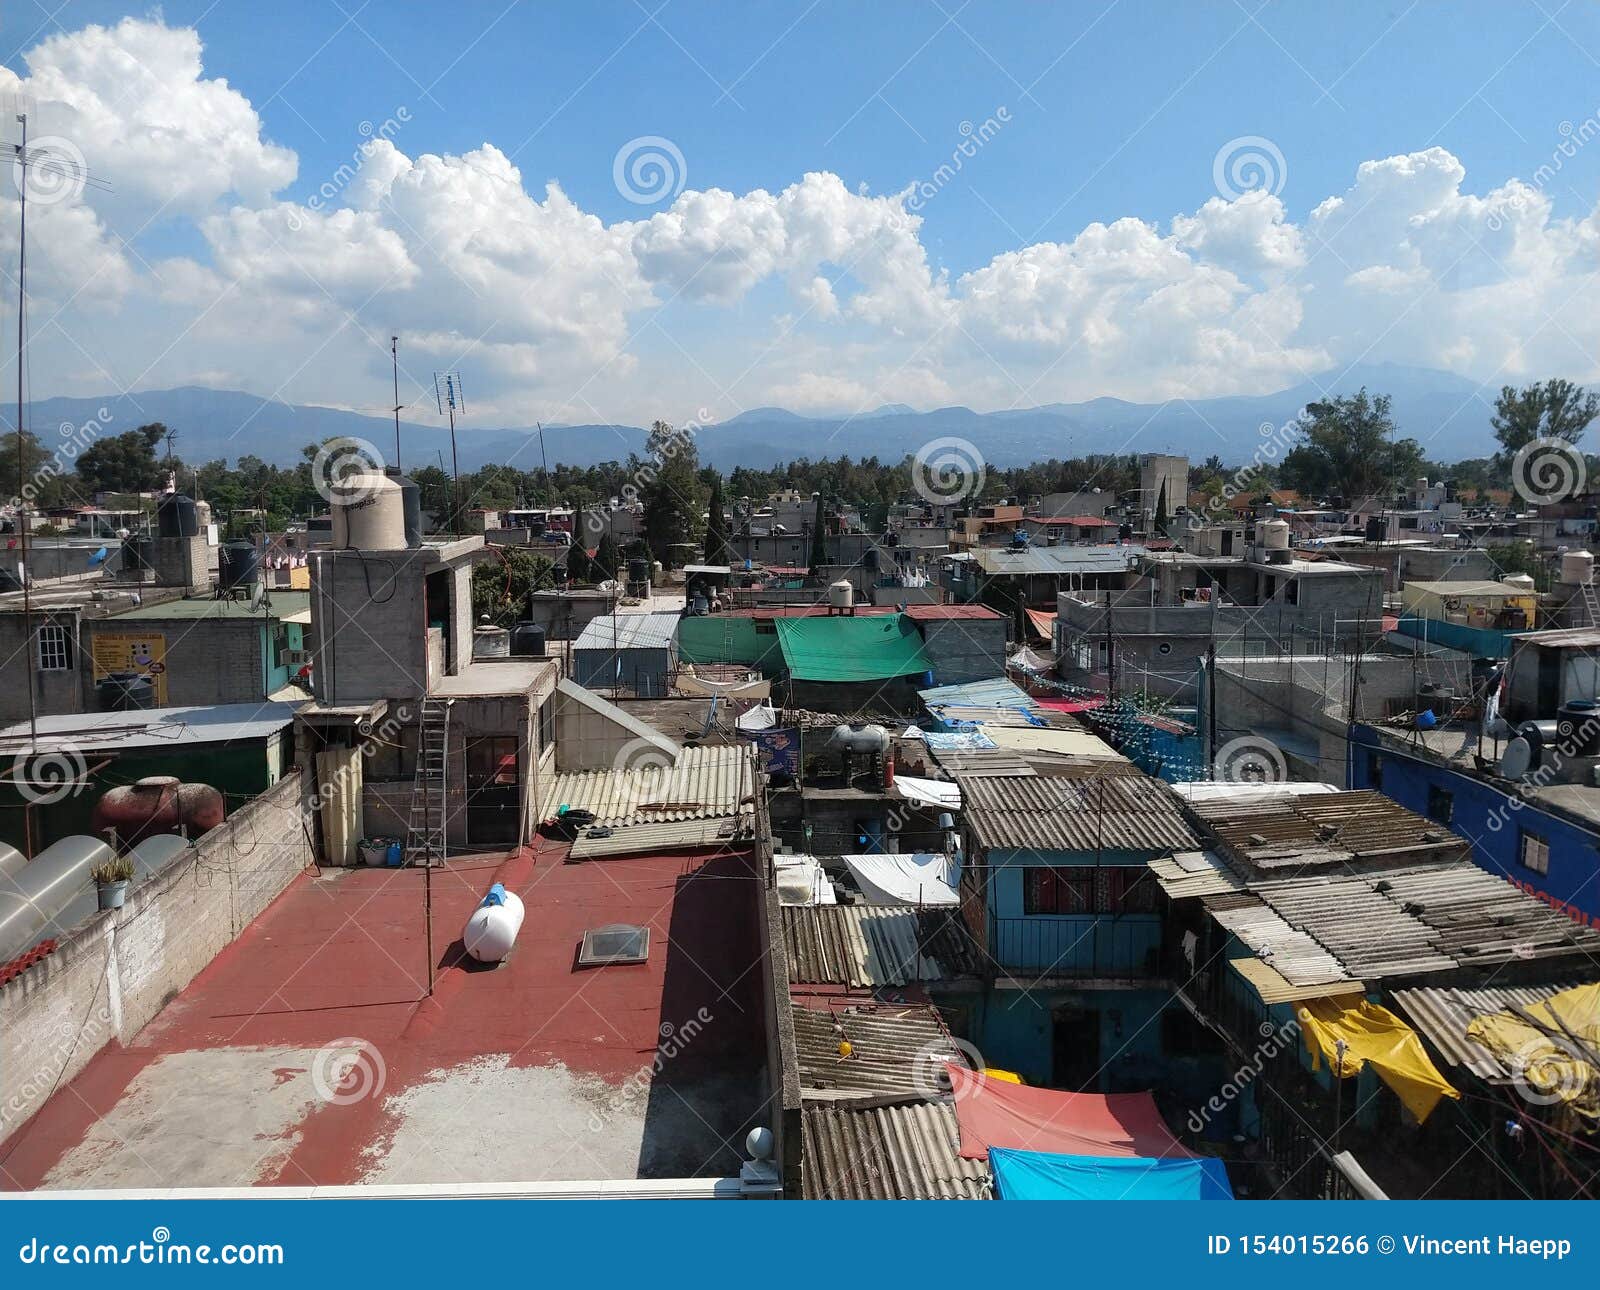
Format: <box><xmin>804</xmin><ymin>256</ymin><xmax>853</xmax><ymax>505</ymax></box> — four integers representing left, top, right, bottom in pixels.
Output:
<box><xmin>4</xmin><ymin>2</ymin><xmax>1600</xmax><ymax>428</ymax></box>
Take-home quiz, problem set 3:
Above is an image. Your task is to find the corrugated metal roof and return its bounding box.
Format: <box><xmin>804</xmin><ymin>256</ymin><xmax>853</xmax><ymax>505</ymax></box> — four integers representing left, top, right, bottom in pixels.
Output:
<box><xmin>1204</xmin><ymin>893</ymin><xmax>1356</xmax><ymax>987</ymax></box>
<box><xmin>783</xmin><ymin>905</ymin><xmax>983</xmax><ymax>987</ymax></box>
<box><xmin>1391</xmin><ymin>980</ymin><xmax>1599</xmax><ymax>1079</ymax></box>
<box><xmin>968</xmin><ymin>546</ymin><xmax>1139</xmax><ymax>576</ymax></box>
<box><xmin>1229</xmin><ymin>957</ymin><xmax>1366</xmax><ymax>1006</ymax></box>
<box><xmin>1148</xmin><ymin>850</ymin><xmax>1244</xmax><ymax>900</ymax></box>
<box><xmin>1191</xmin><ymin>790</ymin><xmax>1469</xmax><ymax>870</ymax></box>
<box><xmin>801</xmin><ymin>1100</ymin><xmax>991</xmax><ymax>1200</ymax></box>
<box><xmin>571</xmin><ymin>611</ymin><xmax>681</xmax><ymax>653</ymax></box>
<box><xmin>566</xmin><ymin>815</ymin><xmax>751</xmax><ymax>859</ymax></box>
<box><xmin>925</xmin><ymin>745</ymin><xmax>1039</xmax><ymax>777</ymax></box>
<box><xmin>540</xmin><ymin>744</ymin><xmax>752</xmax><ymax>827</ymax></box>
<box><xmin>793</xmin><ymin>1005</ymin><xmax>965</xmax><ymax>1100</ymax></box>
<box><xmin>958</xmin><ymin>772</ymin><xmax>1198</xmax><ymax>854</ymax></box>
<box><xmin>918</xmin><ymin>677</ymin><xmax>1034</xmax><ymax>707</ymax></box>
<box><xmin>1251</xmin><ymin>863</ymin><xmax>1600</xmax><ymax>979</ymax></box>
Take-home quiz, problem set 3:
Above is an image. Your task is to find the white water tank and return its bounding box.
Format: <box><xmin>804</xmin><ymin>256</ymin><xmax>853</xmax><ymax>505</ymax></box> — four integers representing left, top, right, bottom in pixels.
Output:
<box><xmin>1502</xmin><ymin>573</ymin><xmax>1536</xmax><ymax>593</ymax></box>
<box><xmin>1261</xmin><ymin>519</ymin><xmax>1291</xmax><ymax>551</ymax></box>
<box><xmin>1561</xmin><ymin>549</ymin><xmax>1594</xmax><ymax>586</ymax></box>
<box><xmin>463</xmin><ymin>884</ymin><xmax>525</xmax><ymax>963</ymax></box>
<box><xmin>330</xmin><ymin>471</ymin><xmax>406</xmax><ymax>551</ymax></box>
<box><xmin>829</xmin><ymin>579</ymin><xmax>854</xmax><ymax>609</ymax></box>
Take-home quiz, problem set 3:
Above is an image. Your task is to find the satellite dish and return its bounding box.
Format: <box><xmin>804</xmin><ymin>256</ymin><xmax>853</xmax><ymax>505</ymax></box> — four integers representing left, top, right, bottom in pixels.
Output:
<box><xmin>249</xmin><ymin>584</ymin><xmax>270</xmax><ymax>613</ymax></box>
<box><xmin>1499</xmin><ymin>736</ymin><xmax>1532</xmax><ymax>781</ymax></box>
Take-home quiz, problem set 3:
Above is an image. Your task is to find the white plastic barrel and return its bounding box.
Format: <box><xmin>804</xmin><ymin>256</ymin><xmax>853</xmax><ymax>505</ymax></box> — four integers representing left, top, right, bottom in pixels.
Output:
<box><xmin>462</xmin><ymin>884</ymin><xmax>525</xmax><ymax>963</ymax></box>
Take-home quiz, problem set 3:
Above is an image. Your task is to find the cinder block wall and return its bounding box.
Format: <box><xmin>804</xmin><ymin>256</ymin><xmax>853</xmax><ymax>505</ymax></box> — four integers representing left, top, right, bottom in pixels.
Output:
<box><xmin>0</xmin><ymin>772</ymin><xmax>311</xmax><ymax>1146</ymax></box>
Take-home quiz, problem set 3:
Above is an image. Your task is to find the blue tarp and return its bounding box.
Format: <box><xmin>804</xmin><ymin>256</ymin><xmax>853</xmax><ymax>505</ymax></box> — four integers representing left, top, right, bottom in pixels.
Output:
<box><xmin>989</xmin><ymin>1149</ymin><xmax>1234</xmax><ymax>1200</ymax></box>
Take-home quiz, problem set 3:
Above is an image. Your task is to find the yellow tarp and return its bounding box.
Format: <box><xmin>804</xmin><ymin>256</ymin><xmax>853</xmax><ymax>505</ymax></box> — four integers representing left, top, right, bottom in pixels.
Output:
<box><xmin>1296</xmin><ymin>997</ymin><xmax>1461</xmax><ymax>1125</ymax></box>
<box><xmin>983</xmin><ymin>1068</ymin><xmax>1024</xmax><ymax>1085</ymax></box>
<box><xmin>1465</xmin><ymin>982</ymin><xmax>1600</xmax><ymax>1120</ymax></box>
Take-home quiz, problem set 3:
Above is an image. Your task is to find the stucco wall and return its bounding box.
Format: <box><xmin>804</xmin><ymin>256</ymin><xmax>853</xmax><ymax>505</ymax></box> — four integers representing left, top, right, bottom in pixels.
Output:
<box><xmin>0</xmin><ymin>772</ymin><xmax>311</xmax><ymax>1145</ymax></box>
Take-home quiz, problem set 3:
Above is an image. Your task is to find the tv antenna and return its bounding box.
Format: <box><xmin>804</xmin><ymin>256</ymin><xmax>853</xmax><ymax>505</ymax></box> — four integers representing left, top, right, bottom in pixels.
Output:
<box><xmin>391</xmin><ymin>336</ymin><xmax>403</xmax><ymax>469</ymax></box>
<box><xmin>433</xmin><ymin>371</ymin><xmax>464</xmax><ymax>533</ymax></box>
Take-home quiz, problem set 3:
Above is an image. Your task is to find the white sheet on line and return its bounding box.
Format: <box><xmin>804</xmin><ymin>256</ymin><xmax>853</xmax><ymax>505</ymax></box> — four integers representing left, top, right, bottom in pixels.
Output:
<box><xmin>892</xmin><ymin>774</ymin><xmax>961</xmax><ymax>811</ymax></box>
<box><xmin>774</xmin><ymin>854</ymin><xmax>836</xmax><ymax>906</ymax></box>
<box><xmin>840</xmin><ymin>852</ymin><xmax>960</xmax><ymax>906</ymax></box>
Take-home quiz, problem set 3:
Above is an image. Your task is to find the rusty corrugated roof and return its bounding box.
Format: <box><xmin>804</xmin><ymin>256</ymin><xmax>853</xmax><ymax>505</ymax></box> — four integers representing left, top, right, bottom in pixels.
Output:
<box><xmin>783</xmin><ymin>905</ymin><xmax>983</xmax><ymax>987</ymax></box>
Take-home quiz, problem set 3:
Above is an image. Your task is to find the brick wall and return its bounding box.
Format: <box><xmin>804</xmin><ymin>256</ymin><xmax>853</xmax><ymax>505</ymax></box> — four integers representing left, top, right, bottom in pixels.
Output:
<box><xmin>0</xmin><ymin>772</ymin><xmax>311</xmax><ymax>1146</ymax></box>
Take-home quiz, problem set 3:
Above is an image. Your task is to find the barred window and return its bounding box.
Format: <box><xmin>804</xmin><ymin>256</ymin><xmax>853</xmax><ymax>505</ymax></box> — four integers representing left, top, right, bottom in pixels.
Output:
<box><xmin>37</xmin><ymin>622</ymin><xmax>70</xmax><ymax>671</ymax></box>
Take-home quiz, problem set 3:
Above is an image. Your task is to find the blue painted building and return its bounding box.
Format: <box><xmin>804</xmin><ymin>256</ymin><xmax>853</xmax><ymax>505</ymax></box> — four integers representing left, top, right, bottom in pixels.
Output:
<box><xmin>956</xmin><ymin>769</ymin><xmax>1203</xmax><ymax>1087</ymax></box>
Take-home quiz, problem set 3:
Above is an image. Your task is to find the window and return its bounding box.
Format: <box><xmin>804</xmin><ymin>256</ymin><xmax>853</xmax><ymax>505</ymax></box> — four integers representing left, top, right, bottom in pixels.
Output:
<box><xmin>36</xmin><ymin>622</ymin><xmax>70</xmax><ymax>671</ymax></box>
<box><xmin>1427</xmin><ymin>785</ymin><xmax>1453</xmax><ymax>825</ymax></box>
<box><xmin>1519</xmin><ymin>831</ymin><xmax>1550</xmax><ymax>877</ymax></box>
<box><xmin>537</xmin><ymin>696</ymin><xmax>555</xmax><ymax>752</ymax></box>
<box><xmin>1024</xmin><ymin>866</ymin><xmax>1155</xmax><ymax>915</ymax></box>
<box><xmin>578</xmin><ymin>924</ymin><xmax>650</xmax><ymax>966</ymax></box>
<box><xmin>1369</xmin><ymin>751</ymin><xmax>1383</xmax><ymax>790</ymax></box>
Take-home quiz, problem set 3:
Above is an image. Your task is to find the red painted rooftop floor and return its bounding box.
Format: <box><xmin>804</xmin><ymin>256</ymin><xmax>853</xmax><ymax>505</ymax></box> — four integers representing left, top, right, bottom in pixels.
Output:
<box><xmin>0</xmin><ymin>839</ymin><xmax>766</xmax><ymax>1190</ymax></box>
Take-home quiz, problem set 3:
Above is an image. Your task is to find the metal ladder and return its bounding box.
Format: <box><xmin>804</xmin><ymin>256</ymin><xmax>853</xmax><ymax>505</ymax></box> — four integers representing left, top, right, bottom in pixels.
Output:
<box><xmin>404</xmin><ymin>696</ymin><xmax>451</xmax><ymax>867</ymax></box>
<box><xmin>1582</xmin><ymin>576</ymin><xmax>1600</xmax><ymax>628</ymax></box>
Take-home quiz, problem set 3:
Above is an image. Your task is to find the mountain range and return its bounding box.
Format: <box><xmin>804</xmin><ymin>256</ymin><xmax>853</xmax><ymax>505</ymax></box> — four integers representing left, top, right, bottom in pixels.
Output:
<box><xmin>17</xmin><ymin>363</ymin><xmax>1501</xmax><ymax>475</ymax></box>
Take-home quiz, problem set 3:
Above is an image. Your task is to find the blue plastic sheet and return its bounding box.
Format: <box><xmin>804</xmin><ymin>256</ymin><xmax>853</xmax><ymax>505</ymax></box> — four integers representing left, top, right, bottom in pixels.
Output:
<box><xmin>989</xmin><ymin>1148</ymin><xmax>1234</xmax><ymax>1200</ymax></box>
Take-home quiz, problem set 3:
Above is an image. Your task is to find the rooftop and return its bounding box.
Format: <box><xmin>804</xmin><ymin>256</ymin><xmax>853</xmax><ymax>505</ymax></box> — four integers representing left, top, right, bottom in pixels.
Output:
<box><xmin>0</xmin><ymin>840</ymin><xmax>766</xmax><ymax>1190</ymax></box>
<box><xmin>783</xmin><ymin>905</ymin><xmax>982</xmax><ymax>988</ymax></box>
<box><xmin>113</xmin><ymin>591</ymin><xmax>312</xmax><ymax>621</ymax></box>
<box><xmin>958</xmin><ymin>771</ymin><xmax>1198</xmax><ymax>854</ymax></box>
<box><xmin>572</xmin><ymin>611</ymin><xmax>682</xmax><ymax>652</ymax></box>
<box><xmin>0</xmin><ymin>701</ymin><xmax>300</xmax><ymax>755</ymax></box>
<box><xmin>800</xmin><ymin>1100</ymin><xmax>989</xmax><ymax>1199</ymax></box>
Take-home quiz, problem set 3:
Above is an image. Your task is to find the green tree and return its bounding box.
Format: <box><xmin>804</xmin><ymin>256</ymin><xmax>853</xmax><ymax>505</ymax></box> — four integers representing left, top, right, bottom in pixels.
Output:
<box><xmin>639</xmin><ymin>420</ymin><xmax>704</xmax><ymax>567</ymax></box>
<box><xmin>76</xmin><ymin>423</ymin><xmax>168</xmax><ymax>495</ymax></box>
<box><xmin>808</xmin><ymin>491</ymin><xmax>828</xmax><ymax>572</ymax></box>
<box><xmin>472</xmin><ymin>548</ymin><xmax>555</xmax><ymax>626</ymax></box>
<box><xmin>703</xmin><ymin>472</ymin><xmax>729</xmax><ymax>565</ymax></box>
<box><xmin>1278</xmin><ymin>389</ymin><xmax>1425</xmax><ymax>503</ymax></box>
<box><xmin>1491</xmin><ymin>379</ymin><xmax>1600</xmax><ymax>463</ymax></box>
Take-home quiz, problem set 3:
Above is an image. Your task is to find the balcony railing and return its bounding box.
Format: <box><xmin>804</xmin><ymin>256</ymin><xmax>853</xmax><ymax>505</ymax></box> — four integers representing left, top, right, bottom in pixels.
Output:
<box><xmin>990</xmin><ymin>916</ymin><xmax>1162</xmax><ymax>980</ymax></box>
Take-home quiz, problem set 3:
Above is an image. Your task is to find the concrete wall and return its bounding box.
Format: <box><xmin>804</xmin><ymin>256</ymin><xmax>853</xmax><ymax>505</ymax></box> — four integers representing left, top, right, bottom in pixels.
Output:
<box><xmin>80</xmin><ymin>615</ymin><xmax>267</xmax><ymax>708</ymax></box>
<box><xmin>0</xmin><ymin>772</ymin><xmax>311</xmax><ymax>1146</ymax></box>
<box><xmin>919</xmin><ymin>617</ymin><xmax>1008</xmax><ymax>686</ymax></box>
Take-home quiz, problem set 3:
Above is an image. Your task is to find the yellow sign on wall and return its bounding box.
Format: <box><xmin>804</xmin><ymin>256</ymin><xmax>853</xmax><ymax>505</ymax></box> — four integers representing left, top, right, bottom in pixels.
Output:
<box><xmin>91</xmin><ymin>633</ymin><xmax>168</xmax><ymax>706</ymax></box>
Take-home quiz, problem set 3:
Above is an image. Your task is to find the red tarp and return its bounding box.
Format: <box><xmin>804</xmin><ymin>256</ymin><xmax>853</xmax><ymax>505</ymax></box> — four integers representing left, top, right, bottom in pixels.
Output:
<box><xmin>1024</xmin><ymin>608</ymin><xmax>1056</xmax><ymax>641</ymax></box>
<box><xmin>1036</xmin><ymin>696</ymin><xmax>1106</xmax><ymax>713</ymax></box>
<box><xmin>948</xmin><ymin>1065</ymin><xmax>1196</xmax><ymax>1161</ymax></box>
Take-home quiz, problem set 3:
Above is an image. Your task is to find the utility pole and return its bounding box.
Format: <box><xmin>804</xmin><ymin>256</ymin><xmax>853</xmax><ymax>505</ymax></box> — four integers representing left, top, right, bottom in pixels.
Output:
<box><xmin>13</xmin><ymin>111</ymin><xmax>34</xmax><ymax>859</ymax></box>
<box><xmin>390</xmin><ymin>336</ymin><xmax>402</xmax><ymax>469</ymax></box>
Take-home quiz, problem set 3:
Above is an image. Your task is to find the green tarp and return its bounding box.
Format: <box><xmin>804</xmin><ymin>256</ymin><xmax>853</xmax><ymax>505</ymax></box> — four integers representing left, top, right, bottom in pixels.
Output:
<box><xmin>774</xmin><ymin>614</ymin><xmax>933</xmax><ymax>682</ymax></box>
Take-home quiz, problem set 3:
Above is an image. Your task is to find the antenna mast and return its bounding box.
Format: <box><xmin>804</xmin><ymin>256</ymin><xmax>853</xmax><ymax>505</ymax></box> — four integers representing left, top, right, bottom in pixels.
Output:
<box><xmin>434</xmin><ymin>371</ymin><xmax>464</xmax><ymax>534</ymax></box>
<box><xmin>391</xmin><ymin>336</ymin><xmax>402</xmax><ymax>469</ymax></box>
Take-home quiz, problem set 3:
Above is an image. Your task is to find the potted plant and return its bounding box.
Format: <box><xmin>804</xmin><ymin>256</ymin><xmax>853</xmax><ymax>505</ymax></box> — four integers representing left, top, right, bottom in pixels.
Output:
<box><xmin>91</xmin><ymin>857</ymin><xmax>135</xmax><ymax>911</ymax></box>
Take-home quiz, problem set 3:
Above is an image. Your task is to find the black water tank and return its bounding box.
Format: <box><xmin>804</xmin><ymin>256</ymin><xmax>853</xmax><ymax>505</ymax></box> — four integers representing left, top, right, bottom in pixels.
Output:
<box><xmin>1517</xmin><ymin>719</ymin><xmax>1562</xmax><ymax>768</ymax></box>
<box><xmin>97</xmin><ymin>672</ymin><xmax>154</xmax><ymax>711</ymax></box>
<box><xmin>509</xmin><ymin>621</ymin><xmax>547</xmax><ymax>657</ymax></box>
<box><xmin>1557</xmin><ymin>700</ymin><xmax>1600</xmax><ymax>757</ymax></box>
<box><xmin>627</xmin><ymin>558</ymin><xmax>649</xmax><ymax>583</ymax></box>
<box><xmin>218</xmin><ymin>540</ymin><xmax>260</xmax><ymax>590</ymax></box>
<box><xmin>386</xmin><ymin>467</ymin><xmax>423</xmax><ymax>548</ymax></box>
<box><xmin>156</xmin><ymin>494</ymin><xmax>199</xmax><ymax>538</ymax></box>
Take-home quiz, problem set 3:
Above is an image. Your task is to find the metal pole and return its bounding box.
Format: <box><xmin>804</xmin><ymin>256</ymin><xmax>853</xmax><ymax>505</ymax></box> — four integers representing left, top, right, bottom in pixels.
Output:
<box><xmin>15</xmin><ymin>113</ymin><xmax>35</xmax><ymax>860</ymax></box>
<box><xmin>390</xmin><ymin>336</ymin><xmax>402</xmax><ymax>469</ymax></box>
